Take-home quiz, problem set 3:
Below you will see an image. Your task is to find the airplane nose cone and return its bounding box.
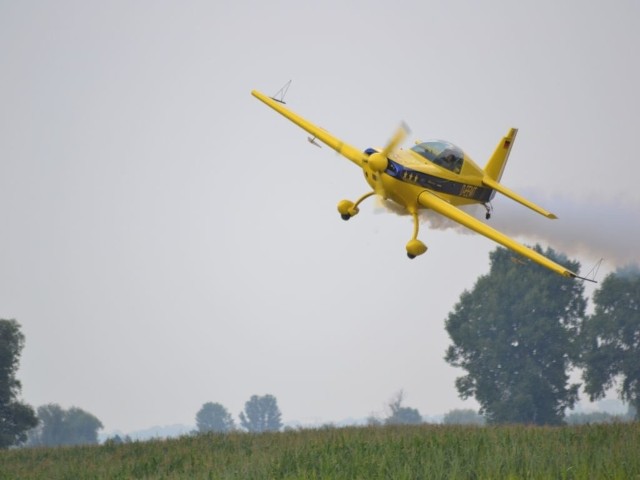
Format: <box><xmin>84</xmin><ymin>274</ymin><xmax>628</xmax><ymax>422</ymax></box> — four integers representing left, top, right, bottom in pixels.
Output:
<box><xmin>368</xmin><ymin>152</ymin><xmax>388</xmax><ymax>172</ymax></box>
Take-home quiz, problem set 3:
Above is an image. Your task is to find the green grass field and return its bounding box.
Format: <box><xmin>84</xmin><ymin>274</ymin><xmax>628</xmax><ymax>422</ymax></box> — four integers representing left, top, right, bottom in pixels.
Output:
<box><xmin>1</xmin><ymin>423</ymin><xmax>639</xmax><ymax>479</ymax></box>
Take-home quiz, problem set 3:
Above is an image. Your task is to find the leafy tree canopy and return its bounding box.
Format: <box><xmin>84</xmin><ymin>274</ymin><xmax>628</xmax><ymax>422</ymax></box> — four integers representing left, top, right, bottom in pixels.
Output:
<box><xmin>580</xmin><ymin>266</ymin><xmax>640</xmax><ymax>419</ymax></box>
<box><xmin>239</xmin><ymin>394</ymin><xmax>282</xmax><ymax>433</ymax></box>
<box><xmin>444</xmin><ymin>246</ymin><xmax>586</xmax><ymax>425</ymax></box>
<box><xmin>384</xmin><ymin>391</ymin><xmax>423</xmax><ymax>425</ymax></box>
<box><xmin>28</xmin><ymin>404</ymin><xmax>103</xmax><ymax>447</ymax></box>
<box><xmin>0</xmin><ymin>319</ymin><xmax>38</xmax><ymax>448</ymax></box>
<box><xmin>196</xmin><ymin>402</ymin><xmax>235</xmax><ymax>433</ymax></box>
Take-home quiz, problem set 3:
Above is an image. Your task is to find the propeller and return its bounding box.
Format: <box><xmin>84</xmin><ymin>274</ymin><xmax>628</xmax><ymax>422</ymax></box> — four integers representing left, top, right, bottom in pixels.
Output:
<box><xmin>338</xmin><ymin>122</ymin><xmax>411</xmax><ymax>220</ymax></box>
<box><xmin>367</xmin><ymin>122</ymin><xmax>410</xmax><ymax>172</ymax></box>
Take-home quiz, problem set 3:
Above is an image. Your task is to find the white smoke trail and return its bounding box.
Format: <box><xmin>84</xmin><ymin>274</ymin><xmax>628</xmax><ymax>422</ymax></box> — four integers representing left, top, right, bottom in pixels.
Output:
<box><xmin>376</xmin><ymin>193</ymin><xmax>640</xmax><ymax>268</ymax></box>
<box><xmin>485</xmin><ymin>193</ymin><xmax>639</xmax><ymax>268</ymax></box>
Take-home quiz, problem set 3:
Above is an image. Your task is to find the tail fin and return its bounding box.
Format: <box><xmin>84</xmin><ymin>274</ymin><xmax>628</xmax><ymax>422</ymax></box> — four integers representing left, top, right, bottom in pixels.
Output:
<box><xmin>481</xmin><ymin>127</ymin><xmax>557</xmax><ymax>219</ymax></box>
<box><xmin>484</xmin><ymin>128</ymin><xmax>518</xmax><ymax>182</ymax></box>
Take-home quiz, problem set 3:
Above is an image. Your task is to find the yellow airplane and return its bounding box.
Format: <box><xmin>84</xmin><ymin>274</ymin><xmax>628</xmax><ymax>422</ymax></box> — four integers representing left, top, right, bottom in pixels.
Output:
<box><xmin>252</xmin><ymin>89</ymin><xmax>590</xmax><ymax>281</ymax></box>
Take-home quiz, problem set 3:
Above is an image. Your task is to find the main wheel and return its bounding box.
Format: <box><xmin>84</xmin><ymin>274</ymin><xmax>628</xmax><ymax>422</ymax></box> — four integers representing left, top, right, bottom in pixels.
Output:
<box><xmin>406</xmin><ymin>239</ymin><xmax>428</xmax><ymax>258</ymax></box>
<box><xmin>337</xmin><ymin>200</ymin><xmax>357</xmax><ymax>220</ymax></box>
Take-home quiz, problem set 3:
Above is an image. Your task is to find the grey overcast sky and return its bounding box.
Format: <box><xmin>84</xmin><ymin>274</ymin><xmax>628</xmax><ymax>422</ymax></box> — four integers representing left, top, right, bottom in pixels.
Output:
<box><xmin>1</xmin><ymin>1</ymin><xmax>639</xmax><ymax>433</ymax></box>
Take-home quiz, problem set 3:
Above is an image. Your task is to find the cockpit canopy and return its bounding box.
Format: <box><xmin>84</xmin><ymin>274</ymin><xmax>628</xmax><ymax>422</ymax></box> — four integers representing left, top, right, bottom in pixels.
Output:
<box><xmin>411</xmin><ymin>141</ymin><xmax>464</xmax><ymax>174</ymax></box>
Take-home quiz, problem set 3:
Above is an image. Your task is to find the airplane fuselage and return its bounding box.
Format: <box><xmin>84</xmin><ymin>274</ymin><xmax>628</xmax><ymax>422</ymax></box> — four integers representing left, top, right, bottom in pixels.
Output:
<box><xmin>361</xmin><ymin>146</ymin><xmax>495</xmax><ymax>213</ymax></box>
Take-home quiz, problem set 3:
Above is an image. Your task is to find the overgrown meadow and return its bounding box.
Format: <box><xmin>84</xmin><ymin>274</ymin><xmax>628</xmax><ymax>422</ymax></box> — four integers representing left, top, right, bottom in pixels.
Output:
<box><xmin>1</xmin><ymin>423</ymin><xmax>639</xmax><ymax>479</ymax></box>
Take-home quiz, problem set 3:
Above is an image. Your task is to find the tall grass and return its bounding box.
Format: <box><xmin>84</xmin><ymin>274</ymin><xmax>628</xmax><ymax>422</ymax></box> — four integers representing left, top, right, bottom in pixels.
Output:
<box><xmin>1</xmin><ymin>423</ymin><xmax>639</xmax><ymax>479</ymax></box>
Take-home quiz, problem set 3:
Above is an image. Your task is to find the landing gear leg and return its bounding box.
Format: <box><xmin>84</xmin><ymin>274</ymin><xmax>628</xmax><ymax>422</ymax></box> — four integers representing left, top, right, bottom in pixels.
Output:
<box><xmin>406</xmin><ymin>211</ymin><xmax>428</xmax><ymax>259</ymax></box>
<box><xmin>337</xmin><ymin>191</ymin><xmax>375</xmax><ymax>221</ymax></box>
<box><xmin>484</xmin><ymin>203</ymin><xmax>493</xmax><ymax>220</ymax></box>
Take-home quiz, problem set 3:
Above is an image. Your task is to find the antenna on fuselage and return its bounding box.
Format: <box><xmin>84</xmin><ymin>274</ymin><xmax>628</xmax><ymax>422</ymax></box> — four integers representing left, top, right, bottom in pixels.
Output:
<box><xmin>271</xmin><ymin>80</ymin><xmax>292</xmax><ymax>104</ymax></box>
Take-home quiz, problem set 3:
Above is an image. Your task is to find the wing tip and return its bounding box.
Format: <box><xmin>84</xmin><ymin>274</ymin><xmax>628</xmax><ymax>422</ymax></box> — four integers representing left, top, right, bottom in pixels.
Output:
<box><xmin>567</xmin><ymin>271</ymin><xmax>598</xmax><ymax>283</ymax></box>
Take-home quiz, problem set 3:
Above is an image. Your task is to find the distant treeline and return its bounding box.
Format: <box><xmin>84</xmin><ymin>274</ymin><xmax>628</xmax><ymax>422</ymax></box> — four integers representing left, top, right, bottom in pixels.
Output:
<box><xmin>2</xmin><ymin>247</ymin><xmax>638</xmax><ymax>450</ymax></box>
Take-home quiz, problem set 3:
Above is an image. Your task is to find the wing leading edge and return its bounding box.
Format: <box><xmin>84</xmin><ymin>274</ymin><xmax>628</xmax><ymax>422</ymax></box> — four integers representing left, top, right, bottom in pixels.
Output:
<box><xmin>251</xmin><ymin>90</ymin><xmax>366</xmax><ymax>167</ymax></box>
<box><xmin>417</xmin><ymin>190</ymin><xmax>578</xmax><ymax>279</ymax></box>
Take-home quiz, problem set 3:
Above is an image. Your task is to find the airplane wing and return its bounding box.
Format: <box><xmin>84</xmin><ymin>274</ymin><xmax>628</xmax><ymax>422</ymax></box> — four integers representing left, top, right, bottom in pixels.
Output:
<box><xmin>417</xmin><ymin>190</ymin><xmax>579</xmax><ymax>279</ymax></box>
<box><xmin>252</xmin><ymin>90</ymin><xmax>367</xmax><ymax>167</ymax></box>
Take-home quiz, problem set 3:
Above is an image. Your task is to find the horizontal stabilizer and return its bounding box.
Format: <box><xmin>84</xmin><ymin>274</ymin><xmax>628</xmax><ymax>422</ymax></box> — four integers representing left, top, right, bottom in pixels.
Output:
<box><xmin>482</xmin><ymin>177</ymin><xmax>557</xmax><ymax>219</ymax></box>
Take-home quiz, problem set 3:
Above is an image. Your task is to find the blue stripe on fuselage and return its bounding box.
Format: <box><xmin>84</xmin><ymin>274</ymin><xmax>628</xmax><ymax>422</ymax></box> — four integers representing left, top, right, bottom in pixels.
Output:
<box><xmin>364</xmin><ymin>148</ymin><xmax>493</xmax><ymax>202</ymax></box>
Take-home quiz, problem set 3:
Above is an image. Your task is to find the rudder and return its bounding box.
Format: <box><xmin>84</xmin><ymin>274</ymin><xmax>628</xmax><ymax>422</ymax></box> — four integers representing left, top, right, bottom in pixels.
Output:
<box><xmin>484</xmin><ymin>128</ymin><xmax>518</xmax><ymax>182</ymax></box>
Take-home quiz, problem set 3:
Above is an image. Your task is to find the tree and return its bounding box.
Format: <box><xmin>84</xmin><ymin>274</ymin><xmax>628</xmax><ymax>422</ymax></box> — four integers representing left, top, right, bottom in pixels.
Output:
<box><xmin>239</xmin><ymin>394</ymin><xmax>282</xmax><ymax>432</ymax></box>
<box><xmin>196</xmin><ymin>402</ymin><xmax>235</xmax><ymax>433</ymax></box>
<box><xmin>579</xmin><ymin>266</ymin><xmax>640</xmax><ymax>420</ymax></box>
<box><xmin>444</xmin><ymin>246</ymin><xmax>586</xmax><ymax>425</ymax></box>
<box><xmin>443</xmin><ymin>409</ymin><xmax>485</xmax><ymax>425</ymax></box>
<box><xmin>384</xmin><ymin>391</ymin><xmax>423</xmax><ymax>425</ymax></box>
<box><xmin>28</xmin><ymin>404</ymin><xmax>103</xmax><ymax>446</ymax></box>
<box><xmin>0</xmin><ymin>319</ymin><xmax>38</xmax><ymax>448</ymax></box>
